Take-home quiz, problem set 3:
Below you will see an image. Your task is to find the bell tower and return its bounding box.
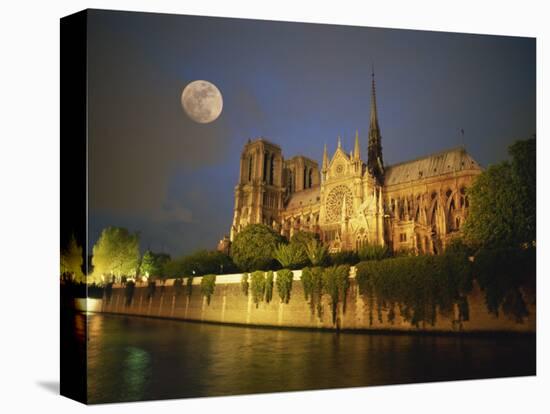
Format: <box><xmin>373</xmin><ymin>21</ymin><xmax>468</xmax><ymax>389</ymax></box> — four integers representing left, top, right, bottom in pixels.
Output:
<box><xmin>230</xmin><ymin>138</ymin><xmax>284</xmax><ymax>241</ymax></box>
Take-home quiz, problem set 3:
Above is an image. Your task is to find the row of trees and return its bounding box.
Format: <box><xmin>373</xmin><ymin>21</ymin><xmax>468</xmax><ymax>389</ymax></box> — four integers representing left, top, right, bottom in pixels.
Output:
<box><xmin>61</xmin><ymin>224</ymin><xmax>385</xmax><ymax>284</ymax></box>
<box><xmin>230</xmin><ymin>225</ymin><xmax>390</xmax><ymax>272</ymax></box>
<box><xmin>61</xmin><ymin>227</ymin><xmax>172</xmax><ymax>284</ymax></box>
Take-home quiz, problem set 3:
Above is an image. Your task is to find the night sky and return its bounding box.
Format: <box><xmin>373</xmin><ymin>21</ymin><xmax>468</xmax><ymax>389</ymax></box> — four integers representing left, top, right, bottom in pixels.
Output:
<box><xmin>87</xmin><ymin>9</ymin><xmax>535</xmax><ymax>258</ymax></box>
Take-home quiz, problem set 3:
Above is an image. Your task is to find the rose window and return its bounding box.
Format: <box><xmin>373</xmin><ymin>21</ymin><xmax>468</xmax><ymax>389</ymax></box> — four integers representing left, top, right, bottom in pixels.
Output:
<box><xmin>326</xmin><ymin>185</ymin><xmax>353</xmax><ymax>222</ymax></box>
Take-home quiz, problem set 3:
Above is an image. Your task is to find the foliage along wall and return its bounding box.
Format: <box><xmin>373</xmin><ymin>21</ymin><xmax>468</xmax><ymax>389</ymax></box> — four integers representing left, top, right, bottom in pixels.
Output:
<box><xmin>98</xmin><ymin>260</ymin><xmax>535</xmax><ymax>334</ymax></box>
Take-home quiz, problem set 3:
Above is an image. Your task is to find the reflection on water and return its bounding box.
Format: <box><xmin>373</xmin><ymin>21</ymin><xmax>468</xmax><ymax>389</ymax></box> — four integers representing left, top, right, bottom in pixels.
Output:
<box><xmin>84</xmin><ymin>314</ymin><xmax>535</xmax><ymax>404</ymax></box>
<box><xmin>123</xmin><ymin>347</ymin><xmax>152</xmax><ymax>399</ymax></box>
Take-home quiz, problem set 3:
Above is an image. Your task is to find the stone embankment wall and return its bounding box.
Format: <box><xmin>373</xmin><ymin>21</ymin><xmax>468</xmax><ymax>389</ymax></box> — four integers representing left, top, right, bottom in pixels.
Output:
<box><xmin>96</xmin><ymin>270</ymin><xmax>535</xmax><ymax>334</ymax></box>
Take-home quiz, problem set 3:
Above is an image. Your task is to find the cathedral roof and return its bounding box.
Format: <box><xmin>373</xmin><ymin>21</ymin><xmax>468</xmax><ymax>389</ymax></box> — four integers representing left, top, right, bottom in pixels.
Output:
<box><xmin>384</xmin><ymin>147</ymin><xmax>482</xmax><ymax>186</ymax></box>
<box><xmin>285</xmin><ymin>186</ymin><xmax>321</xmax><ymax>210</ymax></box>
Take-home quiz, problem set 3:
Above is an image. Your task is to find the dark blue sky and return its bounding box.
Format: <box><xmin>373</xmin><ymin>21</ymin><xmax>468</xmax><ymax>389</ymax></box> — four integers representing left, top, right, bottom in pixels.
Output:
<box><xmin>87</xmin><ymin>9</ymin><xmax>535</xmax><ymax>258</ymax></box>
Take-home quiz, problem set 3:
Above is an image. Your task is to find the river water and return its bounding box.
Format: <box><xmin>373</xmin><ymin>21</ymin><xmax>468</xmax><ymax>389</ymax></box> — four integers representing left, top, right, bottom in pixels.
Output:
<box><xmin>83</xmin><ymin>313</ymin><xmax>535</xmax><ymax>404</ymax></box>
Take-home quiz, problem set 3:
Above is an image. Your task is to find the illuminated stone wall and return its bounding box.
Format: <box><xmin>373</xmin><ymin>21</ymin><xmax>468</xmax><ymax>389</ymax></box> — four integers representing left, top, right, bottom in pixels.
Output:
<box><xmin>97</xmin><ymin>271</ymin><xmax>535</xmax><ymax>334</ymax></box>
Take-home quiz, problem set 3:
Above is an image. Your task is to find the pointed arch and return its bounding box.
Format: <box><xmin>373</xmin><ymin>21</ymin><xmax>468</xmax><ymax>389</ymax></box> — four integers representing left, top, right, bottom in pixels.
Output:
<box><xmin>269</xmin><ymin>153</ymin><xmax>275</xmax><ymax>185</ymax></box>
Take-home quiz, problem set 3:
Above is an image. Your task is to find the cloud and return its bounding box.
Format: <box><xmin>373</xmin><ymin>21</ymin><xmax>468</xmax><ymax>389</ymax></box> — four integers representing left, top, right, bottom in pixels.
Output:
<box><xmin>87</xmin><ymin>17</ymin><xmax>238</xmax><ymax>215</ymax></box>
<box><xmin>87</xmin><ymin>56</ymin><xmax>236</xmax><ymax>214</ymax></box>
<box><xmin>152</xmin><ymin>203</ymin><xmax>194</xmax><ymax>224</ymax></box>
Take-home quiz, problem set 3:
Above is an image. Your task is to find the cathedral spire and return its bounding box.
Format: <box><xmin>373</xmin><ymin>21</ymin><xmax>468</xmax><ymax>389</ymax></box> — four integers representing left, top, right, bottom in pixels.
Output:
<box><xmin>354</xmin><ymin>130</ymin><xmax>360</xmax><ymax>161</ymax></box>
<box><xmin>367</xmin><ymin>68</ymin><xmax>384</xmax><ymax>182</ymax></box>
<box><xmin>370</xmin><ymin>67</ymin><xmax>379</xmax><ymax>131</ymax></box>
<box><xmin>322</xmin><ymin>143</ymin><xmax>328</xmax><ymax>171</ymax></box>
<box><xmin>337</xmin><ymin>135</ymin><xmax>342</xmax><ymax>149</ymax></box>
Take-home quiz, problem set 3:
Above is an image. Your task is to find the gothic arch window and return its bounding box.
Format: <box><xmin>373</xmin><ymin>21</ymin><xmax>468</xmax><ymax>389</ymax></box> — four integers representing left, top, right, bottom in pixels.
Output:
<box><xmin>448</xmin><ymin>198</ymin><xmax>458</xmax><ymax>232</ymax></box>
<box><xmin>430</xmin><ymin>201</ymin><xmax>438</xmax><ymax>228</ymax></box>
<box><xmin>263</xmin><ymin>151</ymin><xmax>268</xmax><ymax>182</ymax></box>
<box><xmin>303</xmin><ymin>166</ymin><xmax>307</xmax><ymax>189</ymax></box>
<box><xmin>248</xmin><ymin>155</ymin><xmax>253</xmax><ymax>182</ymax></box>
<box><xmin>325</xmin><ymin>185</ymin><xmax>354</xmax><ymax>222</ymax></box>
<box><xmin>287</xmin><ymin>170</ymin><xmax>294</xmax><ymax>193</ymax></box>
<box><xmin>308</xmin><ymin>168</ymin><xmax>313</xmax><ymax>188</ymax></box>
<box><xmin>356</xmin><ymin>236</ymin><xmax>367</xmax><ymax>250</ymax></box>
<box><xmin>269</xmin><ymin>154</ymin><xmax>275</xmax><ymax>185</ymax></box>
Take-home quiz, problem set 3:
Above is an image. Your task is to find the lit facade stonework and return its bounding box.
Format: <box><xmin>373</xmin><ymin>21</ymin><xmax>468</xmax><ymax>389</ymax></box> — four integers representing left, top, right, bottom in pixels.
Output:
<box><xmin>227</xmin><ymin>74</ymin><xmax>482</xmax><ymax>254</ymax></box>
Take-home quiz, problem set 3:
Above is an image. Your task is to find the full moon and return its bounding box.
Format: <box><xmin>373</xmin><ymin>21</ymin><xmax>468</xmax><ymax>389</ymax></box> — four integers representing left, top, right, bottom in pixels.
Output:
<box><xmin>181</xmin><ymin>80</ymin><xmax>223</xmax><ymax>124</ymax></box>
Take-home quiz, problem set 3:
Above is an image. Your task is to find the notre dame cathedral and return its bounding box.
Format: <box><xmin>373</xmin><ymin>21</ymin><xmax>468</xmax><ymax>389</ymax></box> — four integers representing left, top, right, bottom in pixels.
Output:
<box><xmin>223</xmin><ymin>73</ymin><xmax>482</xmax><ymax>255</ymax></box>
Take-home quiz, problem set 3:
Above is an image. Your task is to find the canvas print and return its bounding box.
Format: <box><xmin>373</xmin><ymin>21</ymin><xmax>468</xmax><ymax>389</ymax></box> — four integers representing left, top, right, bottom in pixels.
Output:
<box><xmin>60</xmin><ymin>9</ymin><xmax>536</xmax><ymax>405</ymax></box>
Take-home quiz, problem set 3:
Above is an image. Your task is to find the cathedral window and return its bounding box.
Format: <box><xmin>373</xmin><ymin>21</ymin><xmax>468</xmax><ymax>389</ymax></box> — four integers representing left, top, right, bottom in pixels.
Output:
<box><xmin>248</xmin><ymin>156</ymin><xmax>253</xmax><ymax>182</ymax></box>
<box><xmin>263</xmin><ymin>151</ymin><xmax>268</xmax><ymax>182</ymax></box>
<box><xmin>399</xmin><ymin>233</ymin><xmax>407</xmax><ymax>242</ymax></box>
<box><xmin>325</xmin><ymin>185</ymin><xmax>354</xmax><ymax>222</ymax></box>
<box><xmin>287</xmin><ymin>170</ymin><xmax>294</xmax><ymax>193</ymax></box>
<box><xmin>449</xmin><ymin>198</ymin><xmax>456</xmax><ymax>212</ymax></box>
<box><xmin>309</xmin><ymin>168</ymin><xmax>313</xmax><ymax>188</ymax></box>
<box><xmin>269</xmin><ymin>154</ymin><xmax>275</xmax><ymax>185</ymax></box>
<box><xmin>430</xmin><ymin>202</ymin><xmax>438</xmax><ymax>227</ymax></box>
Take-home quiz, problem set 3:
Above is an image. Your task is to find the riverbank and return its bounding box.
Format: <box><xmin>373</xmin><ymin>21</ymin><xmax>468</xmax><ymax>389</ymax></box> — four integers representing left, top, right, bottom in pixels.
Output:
<box><xmin>94</xmin><ymin>270</ymin><xmax>535</xmax><ymax>334</ymax></box>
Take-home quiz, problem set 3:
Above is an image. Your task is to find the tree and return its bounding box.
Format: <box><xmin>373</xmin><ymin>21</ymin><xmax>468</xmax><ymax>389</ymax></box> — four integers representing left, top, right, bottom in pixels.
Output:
<box><xmin>273</xmin><ymin>243</ymin><xmax>306</xmax><ymax>269</ymax></box>
<box><xmin>509</xmin><ymin>138</ymin><xmax>536</xmax><ymax>241</ymax></box>
<box><xmin>358</xmin><ymin>243</ymin><xmax>390</xmax><ymax>261</ymax></box>
<box><xmin>289</xmin><ymin>231</ymin><xmax>319</xmax><ymax>267</ymax></box>
<box><xmin>231</xmin><ymin>224</ymin><xmax>284</xmax><ymax>271</ymax></box>
<box><xmin>329</xmin><ymin>250</ymin><xmax>359</xmax><ymax>266</ymax></box>
<box><xmin>140</xmin><ymin>251</ymin><xmax>171</xmax><ymax>280</ymax></box>
<box><xmin>92</xmin><ymin>226</ymin><xmax>140</xmax><ymax>282</ymax></box>
<box><xmin>305</xmin><ymin>239</ymin><xmax>328</xmax><ymax>266</ymax></box>
<box><xmin>165</xmin><ymin>250</ymin><xmax>236</xmax><ymax>277</ymax></box>
<box><xmin>463</xmin><ymin>137</ymin><xmax>536</xmax><ymax>248</ymax></box>
<box><xmin>60</xmin><ymin>234</ymin><xmax>85</xmax><ymax>282</ymax></box>
<box><xmin>155</xmin><ymin>253</ymin><xmax>171</xmax><ymax>278</ymax></box>
<box><xmin>140</xmin><ymin>251</ymin><xmax>157</xmax><ymax>279</ymax></box>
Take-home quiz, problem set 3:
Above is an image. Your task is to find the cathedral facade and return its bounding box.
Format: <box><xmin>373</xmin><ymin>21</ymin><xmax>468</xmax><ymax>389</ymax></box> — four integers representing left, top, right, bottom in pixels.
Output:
<box><xmin>226</xmin><ymin>74</ymin><xmax>482</xmax><ymax>255</ymax></box>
